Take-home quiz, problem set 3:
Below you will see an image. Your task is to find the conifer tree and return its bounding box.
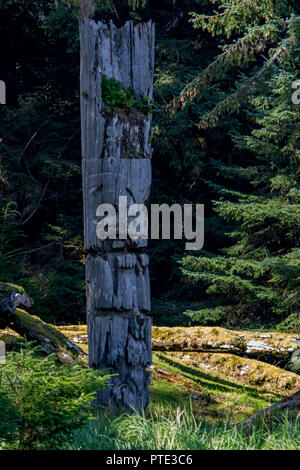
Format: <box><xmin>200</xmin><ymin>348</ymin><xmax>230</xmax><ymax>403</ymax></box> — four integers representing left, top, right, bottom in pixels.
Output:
<box><xmin>180</xmin><ymin>1</ymin><xmax>300</xmax><ymax>330</ymax></box>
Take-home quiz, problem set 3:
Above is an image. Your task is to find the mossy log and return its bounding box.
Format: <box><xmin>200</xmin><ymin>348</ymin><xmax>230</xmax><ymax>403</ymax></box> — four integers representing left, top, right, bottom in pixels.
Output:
<box><xmin>57</xmin><ymin>324</ymin><xmax>300</xmax><ymax>370</ymax></box>
<box><xmin>11</xmin><ymin>309</ymin><xmax>84</xmax><ymax>355</ymax></box>
<box><xmin>0</xmin><ymin>283</ymin><xmax>84</xmax><ymax>357</ymax></box>
<box><xmin>152</xmin><ymin>326</ymin><xmax>300</xmax><ymax>366</ymax></box>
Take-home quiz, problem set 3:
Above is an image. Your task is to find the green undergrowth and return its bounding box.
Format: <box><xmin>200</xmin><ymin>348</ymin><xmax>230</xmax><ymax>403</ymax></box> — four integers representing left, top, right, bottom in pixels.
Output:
<box><xmin>0</xmin><ymin>341</ymin><xmax>298</xmax><ymax>450</ymax></box>
<box><xmin>0</xmin><ymin>343</ymin><xmax>110</xmax><ymax>450</ymax></box>
<box><xmin>101</xmin><ymin>74</ymin><xmax>153</xmax><ymax>115</ymax></box>
<box><xmin>69</xmin><ymin>409</ymin><xmax>300</xmax><ymax>450</ymax></box>
<box><xmin>149</xmin><ymin>352</ymin><xmax>280</xmax><ymax>423</ymax></box>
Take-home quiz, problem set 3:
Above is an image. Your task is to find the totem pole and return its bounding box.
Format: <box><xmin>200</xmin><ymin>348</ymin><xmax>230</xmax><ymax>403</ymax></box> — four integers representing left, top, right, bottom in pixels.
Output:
<box><xmin>80</xmin><ymin>14</ymin><xmax>154</xmax><ymax>411</ymax></box>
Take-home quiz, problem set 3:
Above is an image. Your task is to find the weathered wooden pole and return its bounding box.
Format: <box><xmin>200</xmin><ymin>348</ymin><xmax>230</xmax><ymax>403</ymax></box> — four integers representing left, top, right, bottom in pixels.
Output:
<box><xmin>80</xmin><ymin>14</ymin><xmax>154</xmax><ymax>412</ymax></box>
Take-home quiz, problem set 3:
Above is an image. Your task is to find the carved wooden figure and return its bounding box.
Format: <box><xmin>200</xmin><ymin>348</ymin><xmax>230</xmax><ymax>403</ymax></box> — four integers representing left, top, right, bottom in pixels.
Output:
<box><xmin>80</xmin><ymin>17</ymin><xmax>155</xmax><ymax>412</ymax></box>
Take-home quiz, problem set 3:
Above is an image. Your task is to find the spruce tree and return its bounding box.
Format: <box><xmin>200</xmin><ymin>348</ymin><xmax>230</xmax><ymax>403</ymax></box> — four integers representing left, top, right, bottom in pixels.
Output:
<box><xmin>179</xmin><ymin>1</ymin><xmax>300</xmax><ymax>330</ymax></box>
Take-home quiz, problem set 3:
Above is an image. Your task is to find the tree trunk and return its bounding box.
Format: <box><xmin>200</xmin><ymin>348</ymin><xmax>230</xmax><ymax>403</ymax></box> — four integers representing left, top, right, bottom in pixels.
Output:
<box><xmin>80</xmin><ymin>18</ymin><xmax>155</xmax><ymax>412</ymax></box>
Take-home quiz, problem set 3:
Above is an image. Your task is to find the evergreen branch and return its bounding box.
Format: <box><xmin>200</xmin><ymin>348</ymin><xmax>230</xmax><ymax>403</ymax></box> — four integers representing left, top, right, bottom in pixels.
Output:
<box><xmin>171</xmin><ymin>20</ymin><xmax>284</xmax><ymax>112</ymax></box>
<box><xmin>199</xmin><ymin>41</ymin><xmax>287</xmax><ymax>129</ymax></box>
<box><xmin>190</xmin><ymin>0</ymin><xmax>272</xmax><ymax>38</ymax></box>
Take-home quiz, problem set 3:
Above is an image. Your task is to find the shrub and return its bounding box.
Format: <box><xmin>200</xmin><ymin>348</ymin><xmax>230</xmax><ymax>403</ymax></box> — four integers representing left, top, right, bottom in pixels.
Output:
<box><xmin>0</xmin><ymin>343</ymin><xmax>110</xmax><ymax>449</ymax></box>
<box><xmin>101</xmin><ymin>74</ymin><xmax>152</xmax><ymax>115</ymax></box>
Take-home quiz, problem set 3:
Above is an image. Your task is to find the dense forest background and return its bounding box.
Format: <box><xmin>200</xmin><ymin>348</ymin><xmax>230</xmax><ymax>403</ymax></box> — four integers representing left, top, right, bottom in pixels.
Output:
<box><xmin>0</xmin><ymin>0</ymin><xmax>299</xmax><ymax>331</ymax></box>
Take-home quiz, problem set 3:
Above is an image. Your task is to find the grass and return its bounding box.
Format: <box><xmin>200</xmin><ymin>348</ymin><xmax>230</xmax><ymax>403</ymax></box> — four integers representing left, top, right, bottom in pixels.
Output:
<box><xmin>66</xmin><ymin>350</ymin><xmax>299</xmax><ymax>450</ymax></box>
<box><xmin>1</xmin><ymin>323</ymin><xmax>299</xmax><ymax>449</ymax></box>
<box><xmin>68</xmin><ymin>409</ymin><xmax>300</xmax><ymax>450</ymax></box>
<box><xmin>149</xmin><ymin>352</ymin><xmax>280</xmax><ymax>422</ymax></box>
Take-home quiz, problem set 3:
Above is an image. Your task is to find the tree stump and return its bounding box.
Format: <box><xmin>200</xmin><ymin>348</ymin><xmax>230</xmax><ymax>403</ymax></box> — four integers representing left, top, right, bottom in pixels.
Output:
<box><xmin>80</xmin><ymin>18</ymin><xmax>155</xmax><ymax>412</ymax></box>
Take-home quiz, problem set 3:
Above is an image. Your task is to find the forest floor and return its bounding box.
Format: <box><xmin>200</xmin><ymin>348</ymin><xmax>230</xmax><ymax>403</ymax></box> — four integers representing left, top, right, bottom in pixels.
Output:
<box><xmin>57</xmin><ymin>324</ymin><xmax>300</xmax><ymax>424</ymax></box>
<box><xmin>1</xmin><ymin>322</ymin><xmax>299</xmax><ymax>423</ymax></box>
<box><xmin>1</xmin><ymin>322</ymin><xmax>299</xmax><ymax>449</ymax></box>
<box><xmin>61</xmin><ymin>325</ymin><xmax>300</xmax><ymax>450</ymax></box>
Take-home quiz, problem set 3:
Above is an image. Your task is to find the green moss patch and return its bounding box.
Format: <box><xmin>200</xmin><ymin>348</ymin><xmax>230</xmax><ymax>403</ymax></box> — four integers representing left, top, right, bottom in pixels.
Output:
<box><xmin>102</xmin><ymin>74</ymin><xmax>152</xmax><ymax>116</ymax></box>
<box><xmin>56</xmin><ymin>323</ymin><xmax>299</xmax><ymax>423</ymax></box>
<box><xmin>152</xmin><ymin>325</ymin><xmax>300</xmax><ymax>360</ymax></box>
<box><xmin>149</xmin><ymin>352</ymin><xmax>278</xmax><ymax>423</ymax></box>
<box><xmin>163</xmin><ymin>351</ymin><xmax>300</xmax><ymax>395</ymax></box>
<box><xmin>0</xmin><ymin>329</ymin><xmax>21</xmax><ymax>350</ymax></box>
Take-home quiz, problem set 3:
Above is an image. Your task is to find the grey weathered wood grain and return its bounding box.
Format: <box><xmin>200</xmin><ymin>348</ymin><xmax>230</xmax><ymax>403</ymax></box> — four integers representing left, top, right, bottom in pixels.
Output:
<box><xmin>80</xmin><ymin>18</ymin><xmax>154</xmax><ymax>412</ymax></box>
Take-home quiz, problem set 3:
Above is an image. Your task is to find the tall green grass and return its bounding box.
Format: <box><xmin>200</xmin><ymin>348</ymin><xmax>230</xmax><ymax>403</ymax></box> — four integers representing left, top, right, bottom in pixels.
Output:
<box><xmin>68</xmin><ymin>407</ymin><xmax>300</xmax><ymax>450</ymax></box>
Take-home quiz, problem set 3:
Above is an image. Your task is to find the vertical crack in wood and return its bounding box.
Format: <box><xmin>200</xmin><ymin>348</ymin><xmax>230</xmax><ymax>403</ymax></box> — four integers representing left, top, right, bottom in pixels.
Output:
<box><xmin>80</xmin><ymin>18</ymin><xmax>155</xmax><ymax>413</ymax></box>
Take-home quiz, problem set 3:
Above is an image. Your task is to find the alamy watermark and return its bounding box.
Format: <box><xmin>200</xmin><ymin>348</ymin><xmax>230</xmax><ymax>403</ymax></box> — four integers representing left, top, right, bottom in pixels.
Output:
<box><xmin>291</xmin><ymin>348</ymin><xmax>300</xmax><ymax>372</ymax></box>
<box><xmin>292</xmin><ymin>80</ymin><xmax>300</xmax><ymax>105</ymax></box>
<box><xmin>0</xmin><ymin>80</ymin><xmax>6</xmax><ymax>105</ymax></box>
<box><xmin>96</xmin><ymin>197</ymin><xmax>204</xmax><ymax>251</ymax></box>
<box><xmin>0</xmin><ymin>340</ymin><xmax>6</xmax><ymax>365</ymax></box>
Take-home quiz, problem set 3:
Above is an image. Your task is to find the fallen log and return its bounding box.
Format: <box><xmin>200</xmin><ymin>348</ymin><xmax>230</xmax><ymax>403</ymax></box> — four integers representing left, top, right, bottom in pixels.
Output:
<box><xmin>152</xmin><ymin>326</ymin><xmax>300</xmax><ymax>367</ymax></box>
<box><xmin>11</xmin><ymin>308</ymin><xmax>84</xmax><ymax>356</ymax></box>
<box><xmin>0</xmin><ymin>282</ymin><xmax>84</xmax><ymax>357</ymax></box>
<box><xmin>56</xmin><ymin>324</ymin><xmax>300</xmax><ymax>366</ymax></box>
<box><xmin>58</xmin><ymin>325</ymin><xmax>300</xmax><ymax>370</ymax></box>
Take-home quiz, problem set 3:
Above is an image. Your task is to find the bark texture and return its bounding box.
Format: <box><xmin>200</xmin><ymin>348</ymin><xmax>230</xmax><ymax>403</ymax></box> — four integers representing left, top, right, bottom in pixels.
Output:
<box><xmin>80</xmin><ymin>19</ymin><xmax>155</xmax><ymax>412</ymax></box>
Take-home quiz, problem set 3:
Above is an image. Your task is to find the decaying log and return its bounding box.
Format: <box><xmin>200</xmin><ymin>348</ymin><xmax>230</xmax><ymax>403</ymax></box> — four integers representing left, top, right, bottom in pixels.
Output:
<box><xmin>10</xmin><ymin>309</ymin><xmax>84</xmax><ymax>356</ymax></box>
<box><xmin>80</xmin><ymin>18</ymin><xmax>155</xmax><ymax>412</ymax></box>
<box><xmin>152</xmin><ymin>326</ymin><xmax>300</xmax><ymax>366</ymax></box>
<box><xmin>55</xmin><ymin>323</ymin><xmax>300</xmax><ymax>368</ymax></box>
<box><xmin>0</xmin><ymin>283</ymin><xmax>84</xmax><ymax>357</ymax></box>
